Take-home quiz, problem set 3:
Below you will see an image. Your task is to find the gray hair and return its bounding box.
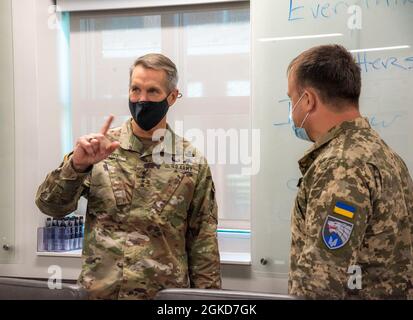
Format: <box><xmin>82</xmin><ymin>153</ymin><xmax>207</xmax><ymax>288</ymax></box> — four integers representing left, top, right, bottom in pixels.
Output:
<box><xmin>129</xmin><ymin>53</ymin><xmax>178</xmax><ymax>92</ymax></box>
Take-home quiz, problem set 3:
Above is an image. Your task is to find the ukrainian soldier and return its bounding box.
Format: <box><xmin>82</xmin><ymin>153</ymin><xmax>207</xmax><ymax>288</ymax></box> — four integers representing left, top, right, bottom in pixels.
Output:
<box><xmin>287</xmin><ymin>45</ymin><xmax>413</xmax><ymax>299</ymax></box>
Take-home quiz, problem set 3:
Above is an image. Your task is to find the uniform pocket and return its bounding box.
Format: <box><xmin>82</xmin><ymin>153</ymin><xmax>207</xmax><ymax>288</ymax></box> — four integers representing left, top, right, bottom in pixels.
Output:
<box><xmin>149</xmin><ymin>170</ymin><xmax>197</xmax><ymax>229</ymax></box>
<box><xmin>105</xmin><ymin>157</ymin><xmax>135</xmax><ymax>207</ymax></box>
<box><xmin>151</xmin><ymin>174</ymin><xmax>185</xmax><ymax>214</ymax></box>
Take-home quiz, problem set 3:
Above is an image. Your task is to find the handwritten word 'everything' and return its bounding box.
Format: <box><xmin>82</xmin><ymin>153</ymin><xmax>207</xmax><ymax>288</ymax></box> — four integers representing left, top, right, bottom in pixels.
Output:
<box><xmin>288</xmin><ymin>0</ymin><xmax>413</xmax><ymax>21</ymax></box>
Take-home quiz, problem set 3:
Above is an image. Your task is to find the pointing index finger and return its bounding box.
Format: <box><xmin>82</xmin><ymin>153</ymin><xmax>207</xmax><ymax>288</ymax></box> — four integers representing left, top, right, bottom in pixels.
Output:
<box><xmin>100</xmin><ymin>115</ymin><xmax>114</xmax><ymax>135</ymax></box>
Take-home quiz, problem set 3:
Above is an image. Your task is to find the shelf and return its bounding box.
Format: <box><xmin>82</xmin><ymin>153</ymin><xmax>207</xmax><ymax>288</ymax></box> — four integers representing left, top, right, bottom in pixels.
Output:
<box><xmin>220</xmin><ymin>252</ymin><xmax>251</xmax><ymax>265</ymax></box>
<box><xmin>36</xmin><ymin>250</ymin><xmax>251</xmax><ymax>265</ymax></box>
<box><xmin>36</xmin><ymin>249</ymin><xmax>82</xmax><ymax>258</ymax></box>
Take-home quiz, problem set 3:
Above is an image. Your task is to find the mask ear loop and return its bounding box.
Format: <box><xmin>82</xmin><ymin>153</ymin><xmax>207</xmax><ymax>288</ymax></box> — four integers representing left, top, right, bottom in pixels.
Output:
<box><xmin>291</xmin><ymin>92</ymin><xmax>305</xmax><ymax>114</ymax></box>
<box><xmin>292</xmin><ymin>91</ymin><xmax>311</xmax><ymax>128</ymax></box>
<box><xmin>164</xmin><ymin>91</ymin><xmax>182</xmax><ymax>107</ymax></box>
<box><xmin>299</xmin><ymin>112</ymin><xmax>310</xmax><ymax>128</ymax></box>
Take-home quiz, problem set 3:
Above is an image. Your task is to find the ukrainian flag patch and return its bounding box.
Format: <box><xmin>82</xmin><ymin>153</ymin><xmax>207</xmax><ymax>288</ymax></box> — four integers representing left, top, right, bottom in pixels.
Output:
<box><xmin>333</xmin><ymin>201</ymin><xmax>355</xmax><ymax>219</ymax></box>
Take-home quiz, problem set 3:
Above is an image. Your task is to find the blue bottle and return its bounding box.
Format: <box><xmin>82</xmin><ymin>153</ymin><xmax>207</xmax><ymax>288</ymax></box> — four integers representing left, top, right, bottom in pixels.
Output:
<box><xmin>69</xmin><ymin>217</ymin><xmax>76</xmax><ymax>250</ymax></box>
<box><xmin>63</xmin><ymin>218</ymin><xmax>71</xmax><ymax>251</ymax></box>
<box><xmin>74</xmin><ymin>217</ymin><xmax>79</xmax><ymax>250</ymax></box>
<box><xmin>79</xmin><ymin>216</ymin><xmax>84</xmax><ymax>250</ymax></box>
<box><xmin>44</xmin><ymin>218</ymin><xmax>52</xmax><ymax>251</ymax></box>
<box><xmin>51</xmin><ymin>218</ymin><xmax>58</xmax><ymax>251</ymax></box>
<box><xmin>57</xmin><ymin>219</ymin><xmax>66</xmax><ymax>251</ymax></box>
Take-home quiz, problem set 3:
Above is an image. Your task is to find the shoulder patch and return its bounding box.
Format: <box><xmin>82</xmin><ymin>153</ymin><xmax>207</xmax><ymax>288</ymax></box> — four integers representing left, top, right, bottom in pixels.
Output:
<box><xmin>322</xmin><ymin>215</ymin><xmax>354</xmax><ymax>250</ymax></box>
<box><xmin>333</xmin><ymin>200</ymin><xmax>356</xmax><ymax>219</ymax></box>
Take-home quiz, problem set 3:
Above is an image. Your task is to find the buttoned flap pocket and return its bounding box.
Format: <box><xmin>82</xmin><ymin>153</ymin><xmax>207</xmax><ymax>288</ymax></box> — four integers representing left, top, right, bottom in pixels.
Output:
<box><xmin>151</xmin><ymin>173</ymin><xmax>185</xmax><ymax>215</ymax></box>
<box><xmin>149</xmin><ymin>169</ymin><xmax>197</xmax><ymax>227</ymax></box>
<box><xmin>105</xmin><ymin>155</ymin><xmax>135</xmax><ymax>207</ymax></box>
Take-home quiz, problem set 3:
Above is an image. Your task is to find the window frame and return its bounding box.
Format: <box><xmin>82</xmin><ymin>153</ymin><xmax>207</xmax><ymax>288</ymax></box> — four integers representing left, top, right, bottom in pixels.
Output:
<box><xmin>68</xmin><ymin>1</ymin><xmax>252</xmax><ymax>235</ymax></box>
<box><xmin>57</xmin><ymin>0</ymin><xmax>248</xmax><ymax>12</ymax></box>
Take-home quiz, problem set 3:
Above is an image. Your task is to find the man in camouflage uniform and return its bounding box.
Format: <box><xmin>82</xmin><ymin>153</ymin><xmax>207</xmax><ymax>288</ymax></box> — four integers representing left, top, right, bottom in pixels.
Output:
<box><xmin>287</xmin><ymin>45</ymin><xmax>413</xmax><ymax>299</ymax></box>
<box><xmin>36</xmin><ymin>53</ymin><xmax>221</xmax><ymax>299</ymax></box>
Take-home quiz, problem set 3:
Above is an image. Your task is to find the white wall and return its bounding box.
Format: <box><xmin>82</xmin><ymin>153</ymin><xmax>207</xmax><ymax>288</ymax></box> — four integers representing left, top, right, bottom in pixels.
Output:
<box><xmin>0</xmin><ymin>0</ymin><xmax>83</xmax><ymax>280</ymax></box>
<box><xmin>0</xmin><ymin>0</ymin><xmax>288</xmax><ymax>295</ymax></box>
<box><xmin>0</xmin><ymin>0</ymin><xmax>15</xmax><ymax>262</ymax></box>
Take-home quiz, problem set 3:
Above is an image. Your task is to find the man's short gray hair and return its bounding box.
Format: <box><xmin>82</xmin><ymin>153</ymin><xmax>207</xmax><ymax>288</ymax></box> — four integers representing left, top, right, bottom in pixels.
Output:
<box><xmin>129</xmin><ymin>53</ymin><xmax>178</xmax><ymax>92</ymax></box>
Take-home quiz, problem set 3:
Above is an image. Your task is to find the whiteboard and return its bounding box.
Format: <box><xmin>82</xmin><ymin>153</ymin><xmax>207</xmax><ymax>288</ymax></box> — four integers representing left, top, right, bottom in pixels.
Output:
<box><xmin>251</xmin><ymin>0</ymin><xmax>413</xmax><ymax>277</ymax></box>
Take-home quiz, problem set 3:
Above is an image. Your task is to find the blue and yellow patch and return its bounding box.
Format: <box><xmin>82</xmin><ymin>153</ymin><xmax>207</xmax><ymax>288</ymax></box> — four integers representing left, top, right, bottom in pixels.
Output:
<box><xmin>322</xmin><ymin>215</ymin><xmax>354</xmax><ymax>250</ymax></box>
<box><xmin>333</xmin><ymin>201</ymin><xmax>355</xmax><ymax>219</ymax></box>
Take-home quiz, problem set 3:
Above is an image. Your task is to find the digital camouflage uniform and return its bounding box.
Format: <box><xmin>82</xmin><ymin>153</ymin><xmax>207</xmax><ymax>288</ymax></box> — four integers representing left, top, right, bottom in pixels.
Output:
<box><xmin>36</xmin><ymin>119</ymin><xmax>221</xmax><ymax>299</ymax></box>
<box><xmin>289</xmin><ymin>117</ymin><xmax>413</xmax><ymax>299</ymax></box>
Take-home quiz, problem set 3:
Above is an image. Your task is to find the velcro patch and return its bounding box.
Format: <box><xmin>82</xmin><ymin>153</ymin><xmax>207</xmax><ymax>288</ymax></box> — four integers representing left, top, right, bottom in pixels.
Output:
<box><xmin>333</xmin><ymin>201</ymin><xmax>356</xmax><ymax>219</ymax></box>
<box><xmin>322</xmin><ymin>215</ymin><xmax>353</xmax><ymax>250</ymax></box>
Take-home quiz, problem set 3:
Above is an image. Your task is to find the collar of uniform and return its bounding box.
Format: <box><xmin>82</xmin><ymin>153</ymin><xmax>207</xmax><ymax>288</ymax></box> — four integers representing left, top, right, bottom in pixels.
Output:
<box><xmin>298</xmin><ymin>116</ymin><xmax>370</xmax><ymax>174</ymax></box>
<box><xmin>118</xmin><ymin>118</ymin><xmax>180</xmax><ymax>157</ymax></box>
<box><xmin>149</xmin><ymin>123</ymin><xmax>183</xmax><ymax>158</ymax></box>
<box><xmin>119</xmin><ymin>118</ymin><xmax>145</xmax><ymax>154</ymax></box>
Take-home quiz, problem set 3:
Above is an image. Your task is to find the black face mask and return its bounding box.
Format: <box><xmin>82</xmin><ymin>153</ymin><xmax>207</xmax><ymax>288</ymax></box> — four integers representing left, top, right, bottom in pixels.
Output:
<box><xmin>129</xmin><ymin>96</ymin><xmax>170</xmax><ymax>131</ymax></box>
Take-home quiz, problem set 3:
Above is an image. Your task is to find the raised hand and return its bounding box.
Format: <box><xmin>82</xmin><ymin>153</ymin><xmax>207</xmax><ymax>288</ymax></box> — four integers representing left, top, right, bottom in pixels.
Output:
<box><xmin>71</xmin><ymin>115</ymin><xmax>120</xmax><ymax>172</ymax></box>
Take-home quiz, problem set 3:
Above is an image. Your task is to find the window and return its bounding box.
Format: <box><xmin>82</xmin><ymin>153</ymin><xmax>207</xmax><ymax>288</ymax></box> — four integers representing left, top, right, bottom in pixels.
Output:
<box><xmin>70</xmin><ymin>2</ymin><xmax>251</xmax><ymax>232</ymax></box>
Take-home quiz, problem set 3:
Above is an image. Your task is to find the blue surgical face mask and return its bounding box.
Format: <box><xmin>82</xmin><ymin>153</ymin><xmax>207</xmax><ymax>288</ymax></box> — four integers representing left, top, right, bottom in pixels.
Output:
<box><xmin>289</xmin><ymin>92</ymin><xmax>312</xmax><ymax>142</ymax></box>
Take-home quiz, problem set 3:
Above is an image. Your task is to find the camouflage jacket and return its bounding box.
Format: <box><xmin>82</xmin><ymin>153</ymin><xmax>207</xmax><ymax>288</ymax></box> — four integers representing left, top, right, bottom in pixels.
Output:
<box><xmin>288</xmin><ymin>117</ymin><xmax>413</xmax><ymax>299</ymax></box>
<box><xmin>35</xmin><ymin>119</ymin><xmax>222</xmax><ymax>299</ymax></box>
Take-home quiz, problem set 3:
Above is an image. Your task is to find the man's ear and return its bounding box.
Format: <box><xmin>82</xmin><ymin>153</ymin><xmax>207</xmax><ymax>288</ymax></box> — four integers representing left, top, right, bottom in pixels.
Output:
<box><xmin>304</xmin><ymin>88</ymin><xmax>318</xmax><ymax>112</ymax></box>
<box><xmin>167</xmin><ymin>89</ymin><xmax>179</xmax><ymax>107</ymax></box>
